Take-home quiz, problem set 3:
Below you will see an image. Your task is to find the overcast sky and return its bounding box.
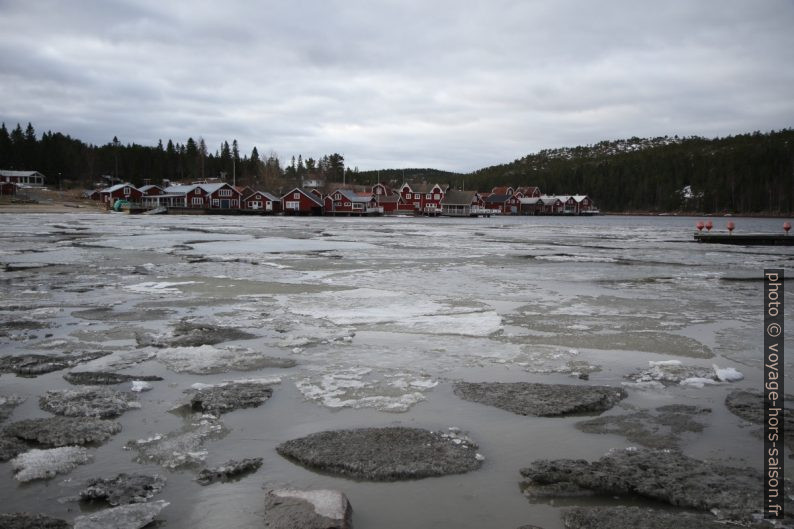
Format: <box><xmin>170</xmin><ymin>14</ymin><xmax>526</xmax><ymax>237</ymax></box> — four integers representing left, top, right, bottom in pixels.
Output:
<box><xmin>1</xmin><ymin>0</ymin><xmax>792</xmax><ymax>172</ymax></box>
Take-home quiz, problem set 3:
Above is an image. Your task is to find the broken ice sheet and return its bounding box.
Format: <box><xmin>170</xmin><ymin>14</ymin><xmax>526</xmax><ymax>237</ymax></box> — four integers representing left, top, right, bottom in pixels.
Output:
<box><xmin>505</xmin><ymin>345</ymin><xmax>601</xmax><ymax>376</ymax></box>
<box><xmin>11</xmin><ymin>446</ymin><xmax>93</xmax><ymax>482</ymax></box>
<box><xmin>126</xmin><ymin>415</ymin><xmax>228</xmax><ymax>469</ymax></box>
<box><xmin>156</xmin><ymin>345</ymin><xmax>296</xmax><ymax>374</ymax></box>
<box><xmin>624</xmin><ymin>360</ymin><xmax>744</xmax><ymax>388</ymax></box>
<box><xmin>295</xmin><ymin>367</ymin><xmax>439</xmax><ymax>412</ymax></box>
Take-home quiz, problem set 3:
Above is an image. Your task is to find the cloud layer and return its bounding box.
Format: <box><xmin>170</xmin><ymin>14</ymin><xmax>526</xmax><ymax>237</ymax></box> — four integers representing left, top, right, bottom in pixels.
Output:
<box><xmin>1</xmin><ymin>0</ymin><xmax>792</xmax><ymax>171</ymax></box>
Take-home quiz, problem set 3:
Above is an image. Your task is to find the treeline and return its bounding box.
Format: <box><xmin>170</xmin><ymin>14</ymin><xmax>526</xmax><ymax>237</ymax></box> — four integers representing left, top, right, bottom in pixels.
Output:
<box><xmin>1</xmin><ymin>121</ymin><xmax>792</xmax><ymax>213</ymax></box>
<box><xmin>0</xmin><ymin>122</ymin><xmax>351</xmax><ymax>192</ymax></box>
<box><xmin>468</xmin><ymin>129</ymin><xmax>794</xmax><ymax>214</ymax></box>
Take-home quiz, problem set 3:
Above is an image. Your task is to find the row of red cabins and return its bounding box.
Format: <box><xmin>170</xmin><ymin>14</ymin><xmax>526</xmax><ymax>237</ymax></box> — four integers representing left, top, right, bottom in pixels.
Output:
<box><xmin>89</xmin><ymin>182</ymin><xmax>596</xmax><ymax>216</ymax></box>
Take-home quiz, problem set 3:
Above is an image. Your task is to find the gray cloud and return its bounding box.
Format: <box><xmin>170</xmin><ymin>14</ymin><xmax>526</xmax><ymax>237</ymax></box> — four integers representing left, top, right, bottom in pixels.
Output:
<box><xmin>1</xmin><ymin>0</ymin><xmax>792</xmax><ymax>171</ymax></box>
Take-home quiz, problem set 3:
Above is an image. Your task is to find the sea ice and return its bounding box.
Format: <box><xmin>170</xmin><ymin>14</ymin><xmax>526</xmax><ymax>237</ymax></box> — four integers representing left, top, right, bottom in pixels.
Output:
<box><xmin>73</xmin><ymin>500</ymin><xmax>169</xmax><ymax>529</ymax></box>
<box><xmin>156</xmin><ymin>345</ymin><xmax>296</xmax><ymax>374</ymax></box>
<box><xmin>11</xmin><ymin>446</ymin><xmax>92</xmax><ymax>482</ymax></box>
<box><xmin>126</xmin><ymin>416</ymin><xmax>227</xmax><ymax>469</ymax></box>
<box><xmin>295</xmin><ymin>368</ymin><xmax>437</xmax><ymax>412</ymax></box>
<box><xmin>713</xmin><ymin>365</ymin><xmax>744</xmax><ymax>382</ymax></box>
<box><xmin>124</xmin><ymin>281</ymin><xmax>200</xmax><ymax>295</ymax></box>
<box><xmin>130</xmin><ymin>381</ymin><xmax>152</xmax><ymax>392</ymax></box>
<box><xmin>40</xmin><ymin>387</ymin><xmax>139</xmax><ymax>418</ymax></box>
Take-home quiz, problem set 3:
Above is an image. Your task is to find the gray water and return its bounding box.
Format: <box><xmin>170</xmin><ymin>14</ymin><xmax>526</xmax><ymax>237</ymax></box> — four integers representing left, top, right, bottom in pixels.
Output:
<box><xmin>0</xmin><ymin>213</ymin><xmax>792</xmax><ymax>528</ymax></box>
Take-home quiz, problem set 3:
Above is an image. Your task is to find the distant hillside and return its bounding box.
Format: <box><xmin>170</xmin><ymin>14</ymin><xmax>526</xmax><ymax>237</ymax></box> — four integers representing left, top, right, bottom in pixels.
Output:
<box><xmin>468</xmin><ymin>130</ymin><xmax>794</xmax><ymax>214</ymax></box>
<box><xmin>2</xmin><ymin>121</ymin><xmax>791</xmax><ymax>214</ymax></box>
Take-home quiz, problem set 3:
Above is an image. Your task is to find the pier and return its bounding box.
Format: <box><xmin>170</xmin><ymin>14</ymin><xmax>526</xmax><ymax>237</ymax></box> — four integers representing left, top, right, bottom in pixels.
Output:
<box><xmin>694</xmin><ymin>233</ymin><xmax>794</xmax><ymax>246</ymax></box>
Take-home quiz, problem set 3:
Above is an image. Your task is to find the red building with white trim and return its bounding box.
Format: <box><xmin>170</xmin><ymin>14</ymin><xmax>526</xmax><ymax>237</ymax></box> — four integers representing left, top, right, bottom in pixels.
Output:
<box><xmin>281</xmin><ymin>188</ymin><xmax>324</xmax><ymax>215</ymax></box>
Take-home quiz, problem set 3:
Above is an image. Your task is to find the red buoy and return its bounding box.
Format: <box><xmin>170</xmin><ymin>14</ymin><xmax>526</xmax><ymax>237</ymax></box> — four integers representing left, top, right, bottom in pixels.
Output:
<box><xmin>785</xmin><ymin>221</ymin><xmax>791</xmax><ymax>234</ymax></box>
<box><xmin>696</xmin><ymin>221</ymin><xmax>704</xmax><ymax>232</ymax></box>
<box><xmin>727</xmin><ymin>221</ymin><xmax>735</xmax><ymax>234</ymax></box>
<box><xmin>705</xmin><ymin>220</ymin><xmax>713</xmax><ymax>232</ymax></box>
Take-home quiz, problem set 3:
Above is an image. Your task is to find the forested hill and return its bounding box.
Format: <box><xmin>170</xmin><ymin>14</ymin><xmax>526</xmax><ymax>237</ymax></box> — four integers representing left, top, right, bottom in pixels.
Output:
<box><xmin>468</xmin><ymin>130</ymin><xmax>794</xmax><ymax>214</ymax></box>
<box><xmin>1</xmin><ymin>121</ymin><xmax>792</xmax><ymax>214</ymax></box>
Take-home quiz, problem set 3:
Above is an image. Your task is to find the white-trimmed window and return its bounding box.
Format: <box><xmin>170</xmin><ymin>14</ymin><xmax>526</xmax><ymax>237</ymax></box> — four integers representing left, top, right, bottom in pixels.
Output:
<box><xmin>434</xmin><ymin>193</ymin><xmax>440</xmax><ymax>200</ymax></box>
<box><xmin>344</xmin><ymin>202</ymin><xmax>351</xmax><ymax>206</ymax></box>
<box><xmin>352</xmin><ymin>203</ymin><xmax>363</xmax><ymax>210</ymax></box>
<box><xmin>286</xmin><ymin>200</ymin><xmax>299</xmax><ymax>209</ymax></box>
<box><xmin>413</xmin><ymin>201</ymin><xmax>420</xmax><ymax>208</ymax></box>
<box><xmin>195</xmin><ymin>188</ymin><xmax>201</xmax><ymax>194</ymax></box>
<box><xmin>293</xmin><ymin>192</ymin><xmax>300</xmax><ymax>199</ymax></box>
<box><xmin>406</xmin><ymin>193</ymin><xmax>412</xmax><ymax>199</ymax></box>
<box><xmin>220</xmin><ymin>188</ymin><xmax>232</xmax><ymax>197</ymax></box>
<box><xmin>426</xmin><ymin>194</ymin><xmax>431</xmax><ymax>199</ymax></box>
<box><xmin>192</xmin><ymin>197</ymin><xmax>203</xmax><ymax>205</ymax></box>
<box><xmin>212</xmin><ymin>199</ymin><xmax>219</xmax><ymax>206</ymax></box>
<box><xmin>123</xmin><ymin>186</ymin><xmax>131</xmax><ymax>196</ymax></box>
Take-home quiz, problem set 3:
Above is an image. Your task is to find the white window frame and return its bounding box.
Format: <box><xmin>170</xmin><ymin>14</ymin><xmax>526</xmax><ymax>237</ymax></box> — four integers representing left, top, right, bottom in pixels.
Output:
<box><xmin>293</xmin><ymin>192</ymin><xmax>300</xmax><ymax>199</ymax></box>
<box><xmin>192</xmin><ymin>197</ymin><xmax>203</xmax><ymax>205</ymax></box>
<box><xmin>123</xmin><ymin>187</ymin><xmax>131</xmax><ymax>196</ymax></box>
<box><xmin>286</xmin><ymin>200</ymin><xmax>300</xmax><ymax>210</ymax></box>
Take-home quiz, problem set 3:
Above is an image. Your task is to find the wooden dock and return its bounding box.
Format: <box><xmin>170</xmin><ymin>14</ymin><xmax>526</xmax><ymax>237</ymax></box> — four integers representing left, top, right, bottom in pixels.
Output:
<box><xmin>694</xmin><ymin>233</ymin><xmax>794</xmax><ymax>245</ymax></box>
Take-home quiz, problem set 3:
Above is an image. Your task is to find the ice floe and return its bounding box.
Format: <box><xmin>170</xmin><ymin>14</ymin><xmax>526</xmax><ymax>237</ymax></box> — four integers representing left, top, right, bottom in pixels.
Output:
<box><xmin>295</xmin><ymin>367</ymin><xmax>438</xmax><ymax>412</ymax></box>
<box><xmin>625</xmin><ymin>360</ymin><xmax>744</xmax><ymax>388</ymax></box>
<box><xmin>73</xmin><ymin>500</ymin><xmax>169</xmax><ymax>529</ymax></box>
<box><xmin>156</xmin><ymin>345</ymin><xmax>296</xmax><ymax>374</ymax></box>
<box><xmin>126</xmin><ymin>416</ymin><xmax>227</xmax><ymax>469</ymax></box>
<box><xmin>11</xmin><ymin>446</ymin><xmax>93</xmax><ymax>482</ymax></box>
<box><xmin>40</xmin><ymin>387</ymin><xmax>140</xmax><ymax>418</ymax></box>
<box><xmin>124</xmin><ymin>281</ymin><xmax>200</xmax><ymax>295</ymax></box>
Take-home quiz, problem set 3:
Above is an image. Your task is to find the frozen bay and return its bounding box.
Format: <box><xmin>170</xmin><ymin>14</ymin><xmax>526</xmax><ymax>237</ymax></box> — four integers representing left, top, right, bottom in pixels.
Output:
<box><xmin>0</xmin><ymin>212</ymin><xmax>791</xmax><ymax>528</ymax></box>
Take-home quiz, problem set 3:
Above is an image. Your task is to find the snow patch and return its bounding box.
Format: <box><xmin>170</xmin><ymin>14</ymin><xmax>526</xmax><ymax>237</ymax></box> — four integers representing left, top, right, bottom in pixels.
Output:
<box><xmin>125</xmin><ymin>281</ymin><xmax>200</xmax><ymax>295</ymax></box>
<box><xmin>713</xmin><ymin>365</ymin><xmax>744</xmax><ymax>382</ymax></box>
<box><xmin>131</xmin><ymin>381</ymin><xmax>153</xmax><ymax>392</ymax></box>
<box><xmin>295</xmin><ymin>368</ymin><xmax>437</xmax><ymax>412</ymax></box>
<box><xmin>11</xmin><ymin>446</ymin><xmax>92</xmax><ymax>482</ymax></box>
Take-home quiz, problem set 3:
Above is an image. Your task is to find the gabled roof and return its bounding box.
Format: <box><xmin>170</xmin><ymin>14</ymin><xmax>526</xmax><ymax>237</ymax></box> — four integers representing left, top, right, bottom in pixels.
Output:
<box><xmin>515</xmin><ymin>186</ymin><xmax>540</xmax><ymax>195</ymax></box>
<box><xmin>441</xmin><ymin>190</ymin><xmax>478</xmax><ymax>206</ymax></box>
<box><xmin>103</xmin><ymin>182</ymin><xmax>137</xmax><ymax>193</ymax></box>
<box><xmin>519</xmin><ymin>197</ymin><xmax>542</xmax><ymax>205</ymax></box>
<box><xmin>372</xmin><ymin>183</ymin><xmax>394</xmax><ymax>194</ymax></box>
<box><xmin>329</xmin><ymin>189</ymin><xmax>373</xmax><ymax>203</ymax></box>
<box><xmin>242</xmin><ymin>190</ymin><xmax>278</xmax><ymax>201</ymax></box>
<box><xmin>282</xmin><ymin>188</ymin><xmax>324</xmax><ymax>206</ymax></box>
<box><xmin>138</xmin><ymin>184</ymin><xmax>163</xmax><ymax>193</ymax></box>
<box><xmin>491</xmin><ymin>186</ymin><xmax>513</xmax><ymax>195</ymax></box>
<box><xmin>572</xmin><ymin>195</ymin><xmax>590</xmax><ymax>202</ymax></box>
<box><xmin>484</xmin><ymin>193</ymin><xmax>512</xmax><ymax>204</ymax></box>
<box><xmin>198</xmin><ymin>183</ymin><xmax>239</xmax><ymax>194</ymax></box>
<box><xmin>538</xmin><ymin>196</ymin><xmax>563</xmax><ymax>205</ymax></box>
<box><xmin>163</xmin><ymin>184</ymin><xmax>200</xmax><ymax>194</ymax></box>
<box><xmin>0</xmin><ymin>170</ymin><xmax>45</xmax><ymax>177</ymax></box>
<box><xmin>400</xmin><ymin>182</ymin><xmax>444</xmax><ymax>194</ymax></box>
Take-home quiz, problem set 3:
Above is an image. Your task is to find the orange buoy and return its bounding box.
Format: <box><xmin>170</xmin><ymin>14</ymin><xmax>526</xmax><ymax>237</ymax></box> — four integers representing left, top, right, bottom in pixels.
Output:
<box><xmin>785</xmin><ymin>221</ymin><xmax>791</xmax><ymax>234</ymax></box>
<box><xmin>705</xmin><ymin>220</ymin><xmax>713</xmax><ymax>232</ymax></box>
<box><xmin>727</xmin><ymin>221</ymin><xmax>735</xmax><ymax>234</ymax></box>
<box><xmin>696</xmin><ymin>221</ymin><xmax>704</xmax><ymax>232</ymax></box>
